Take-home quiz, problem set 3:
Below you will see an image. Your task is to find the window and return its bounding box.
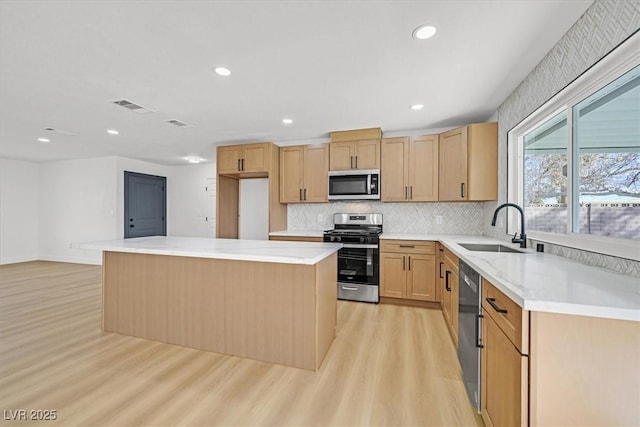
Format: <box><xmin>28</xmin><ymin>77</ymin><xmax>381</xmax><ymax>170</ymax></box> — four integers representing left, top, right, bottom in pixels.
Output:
<box><xmin>509</xmin><ymin>33</ymin><xmax>639</xmax><ymax>260</ymax></box>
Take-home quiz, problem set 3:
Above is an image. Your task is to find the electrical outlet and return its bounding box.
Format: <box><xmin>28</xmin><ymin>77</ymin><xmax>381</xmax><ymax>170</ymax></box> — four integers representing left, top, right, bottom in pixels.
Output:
<box><xmin>436</xmin><ymin>216</ymin><xmax>442</xmax><ymax>224</ymax></box>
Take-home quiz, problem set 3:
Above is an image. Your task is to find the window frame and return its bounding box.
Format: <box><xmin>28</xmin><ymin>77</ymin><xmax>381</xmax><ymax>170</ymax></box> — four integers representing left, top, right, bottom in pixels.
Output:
<box><xmin>507</xmin><ymin>31</ymin><xmax>640</xmax><ymax>261</ymax></box>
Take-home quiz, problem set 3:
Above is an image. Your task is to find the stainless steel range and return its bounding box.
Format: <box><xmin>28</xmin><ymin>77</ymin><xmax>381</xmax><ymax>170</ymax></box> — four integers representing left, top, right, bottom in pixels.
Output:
<box><xmin>323</xmin><ymin>213</ymin><xmax>382</xmax><ymax>303</ymax></box>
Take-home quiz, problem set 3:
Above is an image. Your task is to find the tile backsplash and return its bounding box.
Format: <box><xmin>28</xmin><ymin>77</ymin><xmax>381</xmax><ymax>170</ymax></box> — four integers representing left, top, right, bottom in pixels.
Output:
<box><xmin>288</xmin><ymin>202</ymin><xmax>485</xmax><ymax>234</ymax></box>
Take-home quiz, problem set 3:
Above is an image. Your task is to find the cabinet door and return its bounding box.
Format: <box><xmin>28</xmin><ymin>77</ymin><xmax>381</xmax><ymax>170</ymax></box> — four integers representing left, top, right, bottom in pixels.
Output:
<box><xmin>482</xmin><ymin>313</ymin><xmax>525</xmax><ymax>427</ymax></box>
<box><xmin>302</xmin><ymin>144</ymin><xmax>329</xmax><ymax>202</ymax></box>
<box><xmin>329</xmin><ymin>141</ymin><xmax>355</xmax><ymax>171</ymax></box>
<box><xmin>218</xmin><ymin>146</ymin><xmax>243</xmax><ymax>174</ymax></box>
<box><xmin>407</xmin><ymin>254</ymin><xmax>436</xmax><ymax>301</ymax></box>
<box><xmin>280</xmin><ymin>146</ymin><xmax>303</xmax><ymax>203</ymax></box>
<box><xmin>409</xmin><ymin>135</ymin><xmax>439</xmax><ymax>201</ymax></box>
<box><xmin>436</xmin><ymin>244</ymin><xmax>445</xmax><ymax>304</ymax></box>
<box><xmin>242</xmin><ymin>143</ymin><xmax>268</xmax><ymax>172</ymax></box>
<box><xmin>354</xmin><ymin>139</ymin><xmax>380</xmax><ymax>169</ymax></box>
<box><xmin>439</xmin><ymin>127</ymin><xmax>468</xmax><ymax>201</ymax></box>
<box><xmin>380</xmin><ymin>252</ymin><xmax>406</xmax><ymax>298</ymax></box>
<box><xmin>381</xmin><ymin>137</ymin><xmax>408</xmax><ymax>202</ymax></box>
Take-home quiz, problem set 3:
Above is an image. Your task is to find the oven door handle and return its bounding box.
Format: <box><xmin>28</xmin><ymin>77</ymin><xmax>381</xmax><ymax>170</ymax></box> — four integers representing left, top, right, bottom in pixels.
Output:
<box><xmin>341</xmin><ymin>244</ymin><xmax>378</xmax><ymax>249</ymax></box>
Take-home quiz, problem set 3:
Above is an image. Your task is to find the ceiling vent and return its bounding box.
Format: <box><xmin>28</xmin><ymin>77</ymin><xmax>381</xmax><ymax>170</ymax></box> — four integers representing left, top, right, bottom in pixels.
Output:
<box><xmin>166</xmin><ymin>119</ymin><xmax>192</xmax><ymax>128</ymax></box>
<box><xmin>43</xmin><ymin>127</ymin><xmax>75</xmax><ymax>136</ymax></box>
<box><xmin>112</xmin><ymin>99</ymin><xmax>154</xmax><ymax>114</ymax></box>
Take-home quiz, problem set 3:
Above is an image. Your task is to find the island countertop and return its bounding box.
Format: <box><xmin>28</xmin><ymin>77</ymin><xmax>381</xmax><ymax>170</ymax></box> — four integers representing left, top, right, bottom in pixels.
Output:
<box><xmin>75</xmin><ymin>236</ymin><xmax>342</xmax><ymax>265</ymax></box>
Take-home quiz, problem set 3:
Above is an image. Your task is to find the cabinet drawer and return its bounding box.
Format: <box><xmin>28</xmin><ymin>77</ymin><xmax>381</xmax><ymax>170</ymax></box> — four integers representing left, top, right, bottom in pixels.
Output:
<box><xmin>381</xmin><ymin>240</ymin><xmax>435</xmax><ymax>254</ymax></box>
<box><xmin>483</xmin><ymin>279</ymin><xmax>528</xmax><ymax>354</ymax></box>
<box><xmin>444</xmin><ymin>248</ymin><xmax>459</xmax><ymax>273</ymax></box>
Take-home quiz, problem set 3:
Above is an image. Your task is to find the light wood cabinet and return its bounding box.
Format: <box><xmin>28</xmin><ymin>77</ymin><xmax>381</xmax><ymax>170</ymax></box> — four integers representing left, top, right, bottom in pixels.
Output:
<box><xmin>329</xmin><ymin>139</ymin><xmax>380</xmax><ymax>171</ymax></box>
<box><xmin>381</xmin><ymin>135</ymin><xmax>438</xmax><ymax>202</ymax></box>
<box><xmin>279</xmin><ymin>144</ymin><xmax>328</xmax><ymax>203</ymax></box>
<box><xmin>442</xmin><ymin>248</ymin><xmax>459</xmax><ymax>346</ymax></box>
<box><xmin>216</xmin><ymin>142</ymin><xmax>287</xmax><ymax>238</ymax></box>
<box><xmin>218</xmin><ymin>143</ymin><xmax>269</xmax><ymax>175</ymax></box>
<box><xmin>439</xmin><ymin>122</ymin><xmax>497</xmax><ymax>201</ymax></box>
<box><xmin>481</xmin><ymin>279</ymin><xmax>528</xmax><ymax>427</ymax></box>
<box><xmin>435</xmin><ymin>243</ymin><xmax>445</xmax><ymax>304</ymax></box>
<box><xmin>380</xmin><ymin>240</ymin><xmax>436</xmax><ymax>301</ymax></box>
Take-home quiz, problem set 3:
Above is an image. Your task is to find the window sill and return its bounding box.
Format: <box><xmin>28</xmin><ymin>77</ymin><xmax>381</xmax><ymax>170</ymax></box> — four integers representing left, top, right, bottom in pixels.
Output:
<box><xmin>528</xmin><ymin>231</ymin><xmax>640</xmax><ymax>262</ymax></box>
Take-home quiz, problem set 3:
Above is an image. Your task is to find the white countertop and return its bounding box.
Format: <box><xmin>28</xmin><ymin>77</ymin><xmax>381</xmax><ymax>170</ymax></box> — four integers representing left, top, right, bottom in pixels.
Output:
<box><xmin>75</xmin><ymin>236</ymin><xmax>341</xmax><ymax>265</ymax></box>
<box><xmin>382</xmin><ymin>233</ymin><xmax>640</xmax><ymax>322</ymax></box>
<box><xmin>269</xmin><ymin>230</ymin><xmax>325</xmax><ymax>238</ymax></box>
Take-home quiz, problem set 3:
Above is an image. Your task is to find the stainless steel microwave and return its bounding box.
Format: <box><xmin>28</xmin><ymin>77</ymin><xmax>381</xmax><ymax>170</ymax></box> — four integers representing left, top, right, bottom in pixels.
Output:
<box><xmin>328</xmin><ymin>169</ymin><xmax>380</xmax><ymax>200</ymax></box>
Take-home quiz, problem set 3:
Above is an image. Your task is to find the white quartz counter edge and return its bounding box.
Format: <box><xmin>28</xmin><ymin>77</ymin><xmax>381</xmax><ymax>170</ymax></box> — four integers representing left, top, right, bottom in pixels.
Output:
<box><xmin>74</xmin><ymin>236</ymin><xmax>342</xmax><ymax>265</ymax></box>
<box><xmin>269</xmin><ymin>230</ymin><xmax>325</xmax><ymax>238</ymax></box>
<box><xmin>381</xmin><ymin>233</ymin><xmax>640</xmax><ymax>322</ymax></box>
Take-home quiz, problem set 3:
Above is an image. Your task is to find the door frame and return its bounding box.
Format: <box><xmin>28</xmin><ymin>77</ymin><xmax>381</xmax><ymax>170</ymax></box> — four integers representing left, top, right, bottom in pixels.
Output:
<box><xmin>124</xmin><ymin>171</ymin><xmax>167</xmax><ymax>238</ymax></box>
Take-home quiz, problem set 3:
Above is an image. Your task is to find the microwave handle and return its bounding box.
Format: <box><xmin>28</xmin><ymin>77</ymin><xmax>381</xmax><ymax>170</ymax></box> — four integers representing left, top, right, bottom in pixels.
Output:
<box><xmin>367</xmin><ymin>173</ymin><xmax>371</xmax><ymax>195</ymax></box>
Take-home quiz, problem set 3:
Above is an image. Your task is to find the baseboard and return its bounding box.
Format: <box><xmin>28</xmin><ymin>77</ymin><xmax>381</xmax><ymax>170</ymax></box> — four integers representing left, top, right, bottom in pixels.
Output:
<box><xmin>38</xmin><ymin>254</ymin><xmax>102</xmax><ymax>265</ymax></box>
<box><xmin>0</xmin><ymin>255</ymin><xmax>38</xmax><ymax>265</ymax></box>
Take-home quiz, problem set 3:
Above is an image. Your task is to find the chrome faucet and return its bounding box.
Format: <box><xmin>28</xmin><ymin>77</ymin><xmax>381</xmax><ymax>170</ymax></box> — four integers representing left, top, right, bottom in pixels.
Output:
<box><xmin>491</xmin><ymin>203</ymin><xmax>527</xmax><ymax>248</ymax></box>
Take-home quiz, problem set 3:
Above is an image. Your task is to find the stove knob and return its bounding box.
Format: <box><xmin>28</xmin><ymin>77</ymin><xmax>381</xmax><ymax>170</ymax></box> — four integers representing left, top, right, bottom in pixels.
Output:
<box><xmin>359</xmin><ymin>236</ymin><xmax>366</xmax><ymax>243</ymax></box>
<box><xmin>336</xmin><ymin>236</ymin><xmax>342</xmax><ymax>242</ymax></box>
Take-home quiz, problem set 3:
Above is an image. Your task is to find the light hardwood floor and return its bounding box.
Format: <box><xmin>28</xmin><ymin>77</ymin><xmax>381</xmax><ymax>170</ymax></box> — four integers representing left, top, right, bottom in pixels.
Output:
<box><xmin>0</xmin><ymin>261</ymin><xmax>482</xmax><ymax>426</ymax></box>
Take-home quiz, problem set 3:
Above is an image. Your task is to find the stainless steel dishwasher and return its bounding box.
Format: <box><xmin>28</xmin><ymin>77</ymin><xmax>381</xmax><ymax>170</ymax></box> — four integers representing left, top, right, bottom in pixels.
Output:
<box><xmin>457</xmin><ymin>260</ymin><xmax>482</xmax><ymax>413</ymax></box>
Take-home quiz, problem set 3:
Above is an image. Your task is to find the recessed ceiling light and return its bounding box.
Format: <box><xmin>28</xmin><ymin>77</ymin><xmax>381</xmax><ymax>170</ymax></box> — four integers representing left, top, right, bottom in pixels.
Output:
<box><xmin>413</xmin><ymin>25</ymin><xmax>437</xmax><ymax>40</ymax></box>
<box><xmin>411</xmin><ymin>104</ymin><xmax>424</xmax><ymax>110</ymax></box>
<box><xmin>214</xmin><ymin>67</ymin><xmax>231</xmax><ymax>76</ymax></box>
<box><xmin>107</xmin><ymin>129</ymin><xmax>119</xmax><ymax>135</ymax></box>
<box><xmin>37</xmin><ymin>137</ymin><xmax>50</xmax><ymax>143</ymax></box>
<box><xmin>185</xmin><ymin>156</ymin><xmax>204</xmax><ymax>164</ymax></box>
<box><xmin>282</xmin><ymin>118</ymin><xmax>293</xmax><ymax>125</ymax></box>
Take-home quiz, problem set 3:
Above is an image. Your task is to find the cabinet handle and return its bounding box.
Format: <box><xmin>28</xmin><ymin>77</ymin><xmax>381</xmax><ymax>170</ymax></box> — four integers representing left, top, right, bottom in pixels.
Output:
<box><xmin>355</xmin><ymin>156</ymin><xmax>358</xmax><ymax>168</ymax></box>
<box><xmin>408</xmin><ymin>256</ymin><xmax>411</xmax><ymax>270</ymax></box>
<box><xmin>350</xmin><ymin>156</ymin><xmax>354</xmax><ymax>169</ymax></box>
<box><xmin>299</xmin><ymin>189</ymin><xmax>303</xmax><ymax>201</ymax></box>
<box><xmin>405</xmin><ymin>186</ymin><xmax>408</xmax><ymax>199</ymax></box>
<box><xmin>460</xmin><ymin>182</ymin><xmax>465</xmax><ymax>198</ymax></box>
<box><xmin>439</xmin><ymin>261</ymin><xmax>444</xmax><ymax>278</ymax></box>
<box><xmin>409</xmin><ymin>186</ymin><xmax>413</xmax><ymax>199</ymax></box>
<box><xmin>399</xmin><ymin>245</ymin><xmax>414</xmax><ymax>248</ymax></box>
<box><xmin>475</xmin><ymin>314</ymin><xmax>484</xmax><ymax>348</ymax></box>
<box><xmin>445</xmin><ymin>271</ymin><xmax>451</xmax><ymax>291</ymax></box>
<box><xmin>241</xmin><ymin>158</ymin><xmax>245</xmax><ymax>171</ymax></box>
<box><xmin>486</xmin><ymin>297</ymin><xmax>508</xmax><ymax>314</ymax></box>
<box><xmin>402</xmin><ymin>256</ymin><xmax>405</xmax><ymax>271</ymax></box>
<box><xmin>303</xmin><ymin>188</ymin><xmax>307</xmax><ymax>200</ymax></box>
<box><xmin>238</xmin><ymin>159</ymin><xmax>241</xmax><ymax>171</ymax></box>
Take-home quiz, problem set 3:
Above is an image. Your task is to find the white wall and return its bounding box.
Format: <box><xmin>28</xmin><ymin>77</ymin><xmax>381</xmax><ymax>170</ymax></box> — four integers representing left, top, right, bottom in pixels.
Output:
<box><xmin>0</xmin><ymin>158</ymin><xmax>39</xmax><ymax>264</ymax></box>
<box><xmin>39</xmin><ymin>157</ymin><xmax>118</xmax><ymax>264</ymax></box>
<box><xmin>167</xmin><ymin>162</ymin><xmax>216</xmax><ymax>237</ymax></box>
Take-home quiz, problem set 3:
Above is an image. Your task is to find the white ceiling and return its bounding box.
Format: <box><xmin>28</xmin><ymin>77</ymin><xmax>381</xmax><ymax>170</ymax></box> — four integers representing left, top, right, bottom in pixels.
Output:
<box><xmin>0</xmin><ymin>0</ymin><xmax>593</xmax><ymax>166</ymax></box>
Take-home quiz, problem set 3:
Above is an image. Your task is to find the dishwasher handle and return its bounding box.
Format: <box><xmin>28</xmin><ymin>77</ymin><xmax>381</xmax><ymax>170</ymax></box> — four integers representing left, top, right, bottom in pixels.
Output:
<box><xmin>475</xmin><ymin>314</ymin><xmax>484</xmax><ymax>348</ymax></box>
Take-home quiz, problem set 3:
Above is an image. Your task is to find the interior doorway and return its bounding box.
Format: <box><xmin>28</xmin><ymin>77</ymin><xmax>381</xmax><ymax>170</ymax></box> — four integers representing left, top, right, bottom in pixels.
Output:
<box><xmin>124</xmin><ymin>171</ymin><xmax>167</xmax><ymax>238</ymax></box>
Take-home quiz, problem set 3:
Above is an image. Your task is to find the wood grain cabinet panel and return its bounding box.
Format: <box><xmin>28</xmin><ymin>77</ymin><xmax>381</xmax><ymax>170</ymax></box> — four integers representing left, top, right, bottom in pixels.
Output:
<box><xmin>218</xmin><ymin>143</ymin><xmax>270</xmax><ymax>175</ymax></box>
<box><xmin>442</xmin><ymin>249</ymin><xmax>459</xmax><ymax>346</ymax></box>
<box><xmin>380</xmin><ymin>240</ymin><xmax>436</xmax><ymax>302</ymax></box>
<box><xmin>438</xmin><ymin>122</ymin><xmax>497</xmax><ymax>201</ymax></box>
<box><xmin>279</xmin><ymin>144</ymin><xmax>328</xmax><ymax>203</ymax></box>
<box><xmin>329</xmin><ymin>139</ymin><xmax>380</xmax><ymax>171</ymax></box>
<box><xmin>381</xmin><ymin>135</ymin><xmax>438</xmax><ymax>202</ymax></box>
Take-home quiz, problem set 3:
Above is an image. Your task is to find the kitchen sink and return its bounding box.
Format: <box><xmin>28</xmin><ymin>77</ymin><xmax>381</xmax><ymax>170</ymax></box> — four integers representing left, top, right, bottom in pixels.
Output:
<box><xmin>458</xmin><ymin>243</ymin><xmax>524</xmax><ymax>253</ymax></box>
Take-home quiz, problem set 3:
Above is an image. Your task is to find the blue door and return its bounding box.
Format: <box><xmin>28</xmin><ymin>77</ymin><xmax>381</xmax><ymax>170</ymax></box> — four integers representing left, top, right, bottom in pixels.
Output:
<box><xmin>124</xmin><ymin>171</ymin><xmax>166</xmax><ymax>238</ymax></box>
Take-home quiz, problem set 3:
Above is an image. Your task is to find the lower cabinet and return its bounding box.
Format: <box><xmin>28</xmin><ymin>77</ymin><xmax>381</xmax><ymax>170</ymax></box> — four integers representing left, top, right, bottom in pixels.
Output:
<box><xmin>380</xmin><ymin>240</ymin><xmax>436</xmax><ymax>301</ymax></box>
<box><xmin>481</xmin><ymin>279</ymin><xmax>528</xmax><ymax>427</ymax></box>
<box><xmin>441</xmin><ymin>248</ymin><xmax>459</xmax><ymax>346</ymax></box>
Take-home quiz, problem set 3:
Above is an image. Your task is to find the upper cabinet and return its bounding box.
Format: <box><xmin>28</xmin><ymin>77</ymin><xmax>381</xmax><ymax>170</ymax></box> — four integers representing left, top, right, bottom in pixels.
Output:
<box><xmin>381</xmin><ymin>135</ymin><xmax>438</xmax><ymax>202</ymax></box>
<box><xmin>438</xmin><ymin>122</ymin><xmax>498</xmax><ymax>201</ymax></box>
<box><xmin>218</xmin><ymin>143</ymin><xmax>270</xmax><ymax>175</ymax></box>
<box><xmin>329</xmin><ymin>128</ymin><xmax>381</xmax><ymax>171</ymax></box>
<box><xmin>280</xmin><ymin>144</ymin><xmax>329</xmax><ymax>203</ymax></box>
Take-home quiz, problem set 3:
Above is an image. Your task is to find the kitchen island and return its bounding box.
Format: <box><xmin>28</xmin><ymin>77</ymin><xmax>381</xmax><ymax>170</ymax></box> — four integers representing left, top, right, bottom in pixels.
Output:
<box><xmin>76</xmin><ymin>236</ymin><xmax>342</xmax><ymax>371</ymax></box>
